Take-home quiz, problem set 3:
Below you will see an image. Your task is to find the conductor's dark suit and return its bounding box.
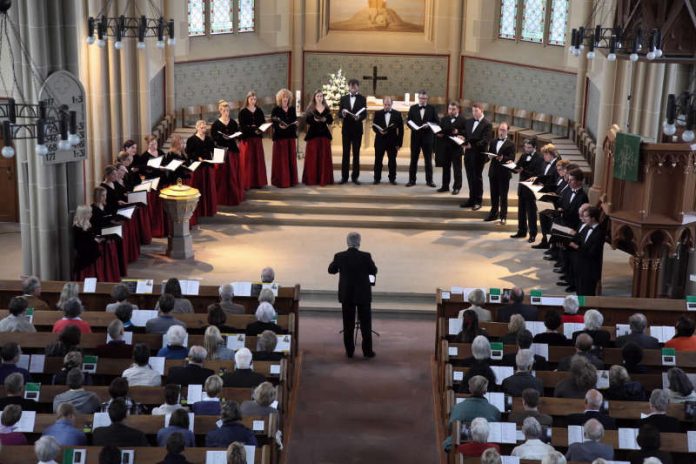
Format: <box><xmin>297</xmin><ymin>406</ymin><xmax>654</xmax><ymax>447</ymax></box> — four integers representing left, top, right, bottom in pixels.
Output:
<box><xmin>338</xmin><ymin>93</ymin><xmax>367</xmax><ymax>182</ymax></box>
<box><xmin>372</xmin><ymin>109</ymin><xmax>404</xmax><ymax>183</ymax></box>
<box><xmin>463</xmin><ymin>117</ymin><xmax>493</xmax><ymax>205</ymax></box>
<box><xmin>438</xmin><ymin>114</ymin><xmax>467</xmax><ymax>191</ymax></box>
<box><xmin>328</xmin><ymin>247</ymin><xmax>378</xmax><ymax>356</ymax></box>
<box><xmin>407</xmin><ymin>104</ymin><xmax>439</xmax><ymax>184</ymax></box>
<box><xmin>487</xmin><ymin>137</ymin><xmax>516</xmax><ymax>219</ymax></box>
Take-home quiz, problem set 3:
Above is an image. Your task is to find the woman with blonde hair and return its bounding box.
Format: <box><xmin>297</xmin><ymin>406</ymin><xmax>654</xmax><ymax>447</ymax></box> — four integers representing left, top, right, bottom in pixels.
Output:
<box><xmin>72</xmin><ymin>206</ymin><xmax>102</xmax><ymax>280</ymax></box>
<box><xmin>226</xmin><ymin>442</ymin><xmax>246</xmax><ymax>464</ymax></box>
<box><xmin>211</xmin><ymin>99</ymin><xmax>244</xmax><ymax>206</ymax></box>
<box><xmin>162</xmin><ymin>134</ymin><xmax>191</xmax><ymax>186</ymax></box>
<box><xmin>186</xmin><ymin>119</ymin><xmax>218</xmax><ymax>217</ymax></box>
<box><xmin>89</xmin><ymin>186</ymin><xmax>124</xmax><ymax>280</ymax></box>
<box><xmin>238</xmin><ymin>90</ymin><xmax>268</xmax><ymax>189</ymax></box>
<box><xmin>204</xmin><ymin>325</ymin><xmax>235</xmax><ymax>360</ymax></box>
<box><xmin>270</xmin><ymin>88</ymin><xmax>298</xmax><ymax>188</ymax></box>
<box><xmin>303</xmin><ymin>90</ymin><xmax>334</xmax><ymax>186</ymax></box>
<box><xmin>56</xmin><ymin>282</ymin><xmax>81</xmax><ymax>311</ymax></box>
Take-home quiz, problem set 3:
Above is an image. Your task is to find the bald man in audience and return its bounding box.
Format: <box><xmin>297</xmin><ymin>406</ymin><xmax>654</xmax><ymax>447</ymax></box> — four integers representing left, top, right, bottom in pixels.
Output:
<box><xmin>565</xmin><ymin>418</ymin><xmax>614</xmax><ymax>462</ymax></box>
<box><xmin>556</xmin><ymin>333</ymin><xmax>604</xmax><ymax>371</ymax></box>
<box><xmin>566</xmin><ymin>389</ymin><xmax>616</xmax><ymax>429</ymax></box>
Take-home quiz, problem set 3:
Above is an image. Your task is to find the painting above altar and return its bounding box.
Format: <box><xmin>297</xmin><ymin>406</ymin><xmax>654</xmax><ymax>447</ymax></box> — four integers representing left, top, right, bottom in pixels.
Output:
<box><xmin>329</xmin><ymin>0</ymin><xmax>425</xmax><ymax>33</ymax></box>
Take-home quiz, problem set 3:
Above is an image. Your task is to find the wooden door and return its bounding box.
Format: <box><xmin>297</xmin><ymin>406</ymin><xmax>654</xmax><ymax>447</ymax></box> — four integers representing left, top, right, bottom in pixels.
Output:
<box><xmin>0</xmin><ymin>156</ymin><xmax>18</xmax><ymax>222</ymax></box>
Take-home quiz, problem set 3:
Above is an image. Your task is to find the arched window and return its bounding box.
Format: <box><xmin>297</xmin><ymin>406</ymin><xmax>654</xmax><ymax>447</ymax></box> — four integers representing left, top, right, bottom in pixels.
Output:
<box><xmin>498</xmin><ymin>0</ymin><xmax>569</xmax><ymax>46</ymax></box>
<box><xmin>187</xmin><ymin>0</ymin><xmax>255</xmax><ymax>37</ymax></box>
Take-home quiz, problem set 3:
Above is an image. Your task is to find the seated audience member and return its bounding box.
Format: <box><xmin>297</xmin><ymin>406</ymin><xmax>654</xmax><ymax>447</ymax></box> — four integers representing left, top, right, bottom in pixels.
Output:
<box><xmin>205</xmin><ymin>401</ymin><xmax>258</xmax><ymax>447</ymax></box>
<box><xmin>207</xmin><ymin>303</ymin><xmax>241</xmax><ymax>333</ymax></box>
<box><xmin>501</xmin><ymin>314</ymin><xmax>526</xmax><ymax>345</ymax></box>
<box><xmin>560</xmin><ymin>295</ymin><xmax>583</xmax><ymax>323</ymax></box>
<box><xmin>257</xmin><ymin>288</ymin><xmax>275</xmax><ymax>305</ymax></box>
<box><xmin>52</xmin><ymin>368</ymin><xmax>100</xmax><ymax>414</ymax></box>
<box><xmin>502</xmin><ymin>349</ymin><xmax>544</xmax><ymax>396</ymax></box>
<box><xmin>219</xmin><ymin>284</ymin><xmax>246</xmax><ymax>316</ymax></box>
<box><xmin>557</xmin><ymin>333</ymin><xmax>604</xmax><ymax>371</ymax></box>
<box><xmin>41</xmin><ymin>403</ymin><xmax>87</xmax><ymax>446</ymax></box>
<box><xmin>46</xmin><ymin>325</ymin><xmax>82</xmax><ymax>358</ymax></box>
<box><xmin>565</xmin><ymin>418</ymin><xmax>613</xmax><ymax>462</ymax></box>
<box><xmin>157</xmin><ymin>325</ymin><xmax>189</xmax><ymax>360</ymax></box>
<box><xmin>106</xmin><ymin>283</ymin><xmax>138</xmax><ymax>312</ymax></box>
<box><xmin>627</xmin><ymin>424</ymin><xmax>673</xmax><ymax>464</ymax></box>
<box><xmin>0</xmin><ymin>343</ymin><xmax>31</xmax><ymax>384</ymax></box>
<box><xmin>101</xmin><ymin>377</ymin><xmax>145</xmax><ymax>415</ymax></box>
<box><xmin>665</xmin><ymin>316</ymin><xmax>696</xmax><ymax>351</ymax></box>
<box><xmin>0</xmin><ymin>297</ymin><xmax>36</xmax><ymax>333</ymax></box>
<box><xmin>459</xmin><ymin>336</ymin><xmax>496</xmax><ymax>392</ymax></box>
<box><xmin>480</xmin><ymin>448</ymin><xmax>502</xmax><ymax>464</ymax></box>
<box><xmin>554</xmin><ymin>355</ymin><xmax>598</xmax><ymax>398</ymax></box>
<box><xmin>260</xmin><ymin>267</ymin><xmax>275</xmax><ymax>283</ymax></box>
<box><xmin>533</xmin><ymin>311</ymin><xmax>569</xmax><ymax>346</ymax></box>
<box><xmin>245</xmin><ymin>302</ymin><xmax>283</xmax><ymax>336</ymax></box>
<box><xmin>567</xmin><ymin>389</ymin><xmax>616</xmax><ymax>429</ymax></box>
<box><xmin>497</xmin><ymin>287</ymin><xmax>538</xmax><ymax>322</ymax></box>
<box><xmin>114</xmin><ymin>303</ymin><xmax>136</xmax><ymax>331</ymax></box>
<box><xmin>34</xmin><ymin>435</ymin><xmax>61</xmax><ymax>464</ymax></box>
<box><xmin>158</xmin><ymin>432</ymin><xmax>194</xmax><ymax>464</ymax></box>
<box><xmin>52</xmin><ymin>351</ymin><xmax>92</xmax><ymax>386</ymax></box>
<box><xmin>457</xmin><ymin>289</ymin><xmax>491</xmax><ymax>323</ymax></box>
<box><xmin>152</xmin><ymin>384</ymin><xmax>186</xmax><ymax>416</ymax></box>
<box><xmin>92</xmin><ymin>399</ymin><xmax>149</xmax><ymax>447</ymax></box>
<box><xmin>155</xmin><ymin>278</ymin><xmax>194</xmax><ymax>314</ymax></box>
<box><xmin>20</xmin><ymin>275</ymin><xmax>50</xmax><ymax>311</ymax></box>
<box><xmin>167</xmin><ymin>345</ymin><xmax>215</xmax><ymax>386</ymax></box>
<box><xmin>122</xmin><ymin>343</ymin><xmax>161</xmax><ymax>387</ymax></box>
<box><xmin>146</xmin><ymin>294</ymin><xmax>187</xmax><ymax>334</ymax></box>
<box><xmin>605</xmin><ymin>365</ymin><xmax>645</xmax><ymax>401</ymax></box>
<box><xmin>0</xmin><ymin>405</ymin><xmax>27</xmax><ymax>445</ymax></box>
<box><xmin>204</xmin><ymin>326</ymin><xmax>235</xmax><ymax>361</ymax></box>
<box><xmin>450</xmin><ymin>376</ymin><xmax>501</xmax><ymax>425</ymax></box>
<box><xmin>222</xmin><ymin>348</ymin><xmax>265</xmax><ymax>388</ymax></box>
<box><xmin>622</xmin><ymin>342</ymin><xmax>648</xmax><ymax>374</ymax></box>
<box><xmin>99</xmin><ymin>445</ymin><xmax>123</xmax><ymax>464</ymax></box>
<box><xmin>192</xmin><ymin>375</ymin><xmax>224</xmax><ymax>416</ymax></box>
<box><xmin>511</xmin><ymin>417</ymin><xmax>555</xmax><ymax>460</ymax></box>
<box><xmin>157</xmin><ymin>409</ymin><xmax>195</xmax><ymax>447</ymax></box>
<box><xmin>640</xmin><ymin>389</ymin><xmax>680</xmax><ymax>433</ymax></box>
<box><xmin>241</xmin><ymin>382</ymin><xmax>278</xmax><ymax>418</ymax></box>
<box><xmin>457</xmin><ymin>417</ymin><xmax>501</xmax><ymax>457</ymax></box>
<box><xmin>666</xmin><ymin>367</ymin><xmax>696</xmax><ymax>403</ymax></box>
<box><xmin>0</xmin><ymin>373</ymin><xmax>37</xmax><ymax>411</ymax></box>
<box><xmin>571</xmin><ymin>309</ymin><xmax>611</xmax><ymax>348</ymax></box>
<box><xmin>616</xmin><ymin>313</ymin><xmax>660</xmax><ymax>349</ymax></box>
<box><xmin>254</xmin><ymin>330</ymin><xmax>283</xmax><ymax>361</ymax></box>
<box><xmin>542</xmin><ymin>451</ymin><xmax>567</xmax><ymax>464</ymax></box>
<box><xmin>508</xmin><ymin>388</ymin><xmax>552</xmax><ymax>427</ymax></box>
<box><xmin>96</xmin><ymin>320</ymin><xmax>134</xmax><ymax>359</ymax></box>
<box><xmin>457</xmin><ymin>309</ymin><xmax>488</xmax><ymax>343</ymax></box>
<box><xmin>226</xmin><ymin>442</ymin><xmax>247</xmax><ymax>464</ymax></box>
<box><xmin>56</xmin><ymin>282</ymin><xmax>80</xmax><ymax>311</ymax></box>
<box><xmin>500</xmin><ymin>329</ymin><xmax>549</xmax><ymax>370</ymax></box>
<box><xmin>51</xmin><ymin>298</ymin><xmax>91</xmax><ymax>334</ymax></box>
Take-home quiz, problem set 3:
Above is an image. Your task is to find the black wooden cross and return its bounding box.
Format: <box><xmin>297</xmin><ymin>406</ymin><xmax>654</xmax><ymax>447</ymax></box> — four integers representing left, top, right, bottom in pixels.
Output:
<box><xmin>362</xmin><ymin>66</ymin><xmax>388</xmax><ymax>95</ymax></box>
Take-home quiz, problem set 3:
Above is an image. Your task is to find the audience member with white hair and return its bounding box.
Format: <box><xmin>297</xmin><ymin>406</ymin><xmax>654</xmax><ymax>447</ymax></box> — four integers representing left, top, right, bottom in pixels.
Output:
<box><xmin>95</xmin><ymin>319</ymin><xmax>134</xmax><ymax>359</ymax></box>
<box><xmin>565</xmin><ymin>418</ymin><xmax>613</xmax><ymax>461</ymax></box>
<box><xmin>246</xmin><ymin>302</ymin><xmax>283</xmax><ymax>336</ymax></box>
<box><xmin>166</xmin><ymin>345</ymin><xmax>214</xmax><ymax>386</ymax></box>
<box><xmin>456</xmin><ymin>417</ymin><xmax>500</xmax><ymax>457</ymax></box>
<box><xmin>253</xmin><ymin>330</ymin><xmax>283</xmax><ymax>362</ymax></box>
<box><xmin>241</xmin><ymin>381</ymin><xmax>280</xmax><ymax>419</ymax></box>
<box><xmin>554</xmin><ymin>355</ymin><xmax>598</xmax><ymax>399</ymax></box>
<box><xmin>219</xmin><ymin>283</ymin><xmax>245</xmax><ymax>315</ymax></box>
<box><xmin>501</xmin><ymin>349</ymin><xmax>544</xmax><ymax>396</ymax></box>
<box><xmin>511</xmin><ymin>417</ymin><xmax>555</xmax><ymax>460</ymax></box>
<box><xmin>542</xmin><ymin>451</ymin><xmax>567</xmax><ymax>464</ymax></box>
<box><xmin>457</xmin><ymin>289</ymin><xmax>491</xmax><ymax>322</ymax></box>
<box><xmin>191</xmin><ymin>375</ymin><xmax>224</xmax><ymax>416</ymax></box>
<box><xmin>257</xmin><ymin>287</ymin><xmax>276</xmax><ymax>305</ymax></box>
<box><xmin>567</xmin><ymin>389</ymin><xmax>616</xmax><ymax>429</ymax></box>
<box><xmin>34</xmin><ymin>435</ymin><xmax>61</xmax><ymax>464</ymax></box>
<box><xmin>501</xmin><ymin>314</ymin><xmax>526</xmax><ymax>345</ymax></box>
<box><xmin>460</xmin><ymin>336</ymin><xmax>496</xmax><ymax>392</ymax></box>
<box><xmin>20</xmin><ymin>275</ymin><xmax>50</xmax><ymax>311</ymax></box>
<box><xmin>480</xmin><ymin>448</ymin><xmax>502</xmax><ymax>464</ymax></box>
<box><xmin>605</xmin><ymin>365</ymin><xmax>645</xmax><ymax>401</ymax></box>
<box><xmin>221</xmin><ymin>347</ymin><xmax>266</xmax><ymax>388</ymax></box>
<box><xmin>157</xmin><ymin>325</ymin><xmax>189</xmax><ymax>360</ymax></box>
<box><xmin>560</xmin><ymin>295</ymin><xmax>582</xmax><ymax>323</ymax></box>
<box><xmin>571</xmin><ymin>309</ymin><xmax>611</xmax><ymax>347</ymax></box>
<box><xmin>616</xmin><ymin>313</ymin><xmax>660</xmax><ymax>349</ymax></box>
<box><xmin>639</xmin><ymin>389</ymin><xmax>680</xmax><ymax>433</ymax></box>
<box><xmin>260</xmin><ymin>267</ymin><xmax>275</xmax><ymax>283</ymax></box>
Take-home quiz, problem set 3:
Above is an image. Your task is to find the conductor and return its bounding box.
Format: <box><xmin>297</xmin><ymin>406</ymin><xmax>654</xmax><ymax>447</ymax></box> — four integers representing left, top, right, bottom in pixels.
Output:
<box><xmin>328</xmin><ymin>232</ymin><xmax>378</xmax><ymax>359</ymax></box>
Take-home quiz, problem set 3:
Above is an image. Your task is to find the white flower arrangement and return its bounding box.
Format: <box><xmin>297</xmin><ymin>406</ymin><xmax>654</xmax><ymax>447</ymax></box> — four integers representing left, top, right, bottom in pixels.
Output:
<box><xmin>321</xmin><ymin>68</ymin><xmax>348</xmax><ymax>108</ymax></box>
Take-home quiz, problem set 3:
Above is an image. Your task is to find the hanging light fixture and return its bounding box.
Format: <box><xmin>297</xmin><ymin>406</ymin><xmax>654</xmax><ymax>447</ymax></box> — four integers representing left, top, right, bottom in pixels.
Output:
<box><xmin>570</xmin><ymin>25</ymin><xmax>662</xmax><ymax>62</ymax></box>
<box><xmin>662</xmin><ymin>92</ymin><xmax>696</xmax><ymax>141</ymax></box>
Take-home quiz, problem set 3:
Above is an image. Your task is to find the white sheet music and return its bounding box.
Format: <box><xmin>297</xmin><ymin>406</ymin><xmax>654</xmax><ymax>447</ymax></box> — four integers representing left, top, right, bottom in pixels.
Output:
<box><xmin>449</xmin><ymin>136</ymin><xmax>465</xmax><ymax>146</ymax></box>
<box><xmin>92</xmin><ymin>412</ymin><xmax>111</xmax><ymax>429</ymax></box>
<box><xmin>106</xmin><ymin>331</ymin><xmax>133</xmax><ymax>344</ymax></box>
<box><xmin>539</xmin><ymin>297</ymin><xmax>566</xmax><ymax>306</ymax></box>
<box><xmin>448</xmin><ymin>346</ymin><xmax>458</xmax><ymax>357</ymax></box>
<box><xmin>453</xmin><ymin>371</ymin><xmax>464</xmax><ymax>382</ymax></box>
<box><xmin>650</xmin><ymin>325</ymin><xmax>676</xmax><ymax>343</ymax></box>
<box><xmin>8</xmin><ymin>411</ymin><xmax>36</xmax><ymax>432</ymax></box>
<box><xmin>484</xmin><ymin>392</ymin><xmax>506</xmax><ymax>412</ymax></box>
<box><xmin>117</xmin><ymin>206</ymin><xmax>136</xmax><ymax>219</ymax></box>
<box><xmin>526</xmin><ymin>321</ymin><xmax>546</xmax><ymax>337</ymax></box>
<box><xmin>101</xmin><ymin>225</ymin><xmax>123</xmax><ymax>238</ymax></box>
<box><xmin>226</xmin><ymin>333</ymin><xmax>246</xmax><ymax>351</ymax></box>
<box><xmin>520</xmin><ymin>181</ymin><xmax>544</xmax><ymax>193</ymax></box>
<box><xmin>567</xmin><ymin>425</ymin><xmax>584</xmax><ymax>445</ymax></box>
<box><xmin>616</xmin><ymin>324</ymin><xmax>631</xmax><ymax>337</ymax></box>
<box><xmin>252</xmin><ymin>420</ymin><xmax>265</xmax><ymax>431</ymax></box>
<box><xmin>491</xmin><ymin>366</ymin><xmax>514</xmax><ymax>385</ymax></box>
<box><xmin>427</xmin><ymin>122</ymin><xmax>442</xmax><ymax>134</ymax></box>
<box><xmin>661</xmin><ymin>371</ymin><xmax>696</xmax><ymax>388</ymax></box>
<box><xmin>205</xmin><ymin>148</ymin><xmax>225</xmax><ymax>164</ymax></box>
<box><xmin>563</xmin><ymin>322</ymin><xmax>584</xmax><ymax>339</ymax></box>
<box><xmin>270</xmin><ymin>364</ymin><xmax>281</xmax><ymax>375</ymax></box>
<box><xmin>127</xmin><ymin>191</ymin><xmax>147</xmax><ymax>205</ymax></box>
<box><xmin>17</xmin><ymin>354</ymin><xmax>30</xmax><ymax>370</ymax></box>
<box><xmin>618</xmin><ymin>428</ymin><xmax>639</xmax><ymax>449</ymax></box>
<box><xmin>133</xmin><ymin>181</ymin><xmax>151</xmax><ymax>192</ymax></box>
<box><xmin>147</xmin><ymin>156</ymin><xmax>163</xmax><ymax>168</ymax></box>
<box><xmin>531</xmin><ymin>343</ymin><xmax>549</xmax><ymax>361</ymax></box>
<box><xmin>186</xmin><ymin>161</ymin><xmax>201</xmax><ymax>172</ymax></box>
<box><xmin>448</xmin><ymin>318</ymin><xmax>462</xmax><ymax>336</ymax></box>
<box><xmin>500</xmin><ymin>457</ymin><xmax>520</xmax><ymax>464</ymax></box>
<box><xmin>259</xmin><ymin>122</ymin><xmax>273</xmax><ymax>132</ymax></box>
<box><xmin>135</xmin><ymin>279</ymin><xmax>154</xmax><ymax>294</ymax></box>
<box><xmin>275</xmin><ymin>334</ymin><xmax>291</xmax><ymax>352</ymax></box>
<box><xmin>596</xmin><ymin>370</ymin><xmax>610</xmax><ymax>389</ymax></box>
<box><xmin>148</xmin><ymin>356</ymin><xmax>165</xmax><ymax>375</ymax></box>
<box><xmin>503</xmin><ymin>162</ymin><xmax>517</xmax><ymax>170</ymax></box>
<box><xmin>187</xmin><ymin>384</ymin><xmax>203</xmax><ymax>404</ymax></box>
<box><xmin>163</xmin><ymin>159</ymin><xmax>184</xmax><ymax>171</ymax></box>
<box><xmin>407</xmin><ymin>120</ymin><xmax>426</xmax><ymax>131</ymax></box>
<box><xmin>179</xmin><ymin>279</ymin><xmax>201</xmax><ymax>296</ymax></box>
<box><xmin>687</xmin><ymin>430</ymin><xmax>696</xmax><ymax>452</ymax></box>
<box><xmin>130</xmin><ymin>309</ymin><xmax>158</xmax><ymax>327</ymax></box>
<box><xmin>83</xmin><ymin>277</ymin><xmax>97</xmax><ymax>293</ymax></box>
<box><xmin>29</xmin><ymin>354</ymin><xmax>45</xmax><ymax>373</ymax></box>
<box><xmin>232</xmin><ymin>281</ymin><xmax>252</xmax><ymax>297</ymax></box>
<box><xmin>487</xmin><ymin>422</ymin><xmax>517</xmax><ymax>444</ymax></box>
<box><xmin>222</xmin><ymin>131</ymin><xmax>242</xmax><ymax>139</ymax></box>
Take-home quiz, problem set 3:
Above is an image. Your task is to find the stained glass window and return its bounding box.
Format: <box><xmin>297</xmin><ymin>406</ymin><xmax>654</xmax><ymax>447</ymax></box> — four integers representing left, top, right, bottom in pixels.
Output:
<box><xmin>548</xmin><ymin>0</ymin><xmax>569</xmax><ymax>45</ymax></box>
<box><xmin>521</xmin><ymin>0</ymin><xmax>546</xmax><ymax>43</ymax></box>
<box><xmin>211</xmin><ymin>0</ymin><xmax>234</xmax><ymax>34</ymax></box>
<box><xmin>498</xmin><ymin>0</ymin><xmax>518</xmax><ymax>39</ymax></box>
<box><xmin>188</xmin><ymin>0</ymin><xmax>205</xmax><ymax>36</ymax></box>
<box><xmin>238</xmin><ymin>0</ymin><xmax>255</xmax><ymax>33</ymax></box>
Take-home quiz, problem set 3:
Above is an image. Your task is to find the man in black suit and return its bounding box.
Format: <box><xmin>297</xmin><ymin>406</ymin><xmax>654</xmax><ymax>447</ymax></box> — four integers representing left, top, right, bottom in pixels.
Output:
<box><xmin>483</xmin><ymin>122</ymin><xmax>516</xmax><ymax>224</ymax></box>
<box><xmin>461</xmin><ymin>103</ymin><xmax>493</xmax><ymax>210</ymax></box>
<box><xmin>328</xmin><ymin>232</ymin><xmax>378</xmax><ymax>358</ymax></box>
<box><xmin>568</xmin><ymin>206</ymin><xmax>603</xmax><ymax>296</ymax></box>
<box><xmin>92</xmin><ymin>399</ymin><xmax>149</xmax><ymax>446</ymax></box>
<box><xmin>511</xmin><ymin>138</ymin><xmax>545</xmax><ymax>243</ymax></box>
<box><xmin>531</xmin><ymin>145</ymin><xmax>561</xmax><ymax>249</ymax></box>
<box><xmin>566</xmin><ymin>389</ymin><xmax>616</xmax><ymax>429</ymax></box>
<box><xmin>406</xmin><ymin>91</ymin><xmax>438</xmax><ymax>187</ymax></box>
<box><xmin>436</xmin><ymin>102</ymin><xmax>467</xmax><ymax>195</ymax></box>
<box><xmin>372</xmin><ymin>96</ymin><xmax>404</xmax><ymax>185</ymax></box>
<box><xmin>615</xmin><ymin>313</ymin><xmax>661</xmax><ymax>349</ymax></box>
<box><xmin>501</xmin><ymin>349</ymin><xmax>544</xmax><ymax>396</ymax></box>
<box><xmin>338</xmin><ymin>79</ymin><xmax>367</xmax><ymax>184</ymax></box>
<box><xmin>166</xmin><ymin>345</ymin><xmax>215</xmax><ymax>386</ymax></box>
<box><xmin>496</xmin><ymin>287</ymin><xmax>538</xmax><ymax>323</ymax></box>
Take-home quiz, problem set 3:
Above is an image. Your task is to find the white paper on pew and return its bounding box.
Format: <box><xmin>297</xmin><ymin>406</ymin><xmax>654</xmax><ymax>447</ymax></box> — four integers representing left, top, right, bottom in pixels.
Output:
<box><xmin>148</xmin><ymin>357</ymin><xmax>165</xmax><ymax>375</ymax></box>
<box><xmin>526</xmin><ymin>321</ymin><xmax>546</xmax><ymax>337</ymax></box>
<box><xmin>6</xmin><ymin>410</ymin><xmax>36</xmax><ymax>432</ymax></box>
<box><xmin>163</xmin><ymin>333</ymin><xmax>188</xmax><ymax>347</ymax></box>
<box><xmin>180</xmin><ymin>279</ymin><xmax>200</xmax><ymax>296</ymax></box>
<box><xmin>650</xmin><ymin>325</ymin><xmax>676</xmax><ymax>343</ymax></box>
<box><xmin>596</xmin><ymin>370</ymin><xmax>610</xmax><ymax>389</ymax></box>
<box><xmin>187</xmin><ymin>384</ymin><xmax>203</xmax><ymax>404</ymax></box>
<box><xmin>92</xmin><ymin>412</ymin><xmax>111</xmax><ymax>429</ymax></box>
<box><xmin>165</xmin><ymin>412</ymin><xmax>195</xmax><ymax>432</ymax></box>
<box><xmin>83</xmin><ymin>277</ymin><xmax>97</xmax><ymax>293</ymax></box>
<box><xmin>147</xmin><ymin>156</ymin><xmax>163</xmax><ymax>168</ymax></box>
<box><xmin>450</xmin><ymin>286</ymin><xmax>464</xmax><ymax>294</ymax></box>
<box><xmin>500</xmin><ymin>457</ymin><xmax>520</xmax><ymax>464</ymax></box>
<box><xmin>262</xmin><ymin>282</ymin><xmax>279</xmax><ymax>296</ymax></box>
<box><xmin>106</xmin><ymin>331</ymin><xmax>133</xmax><ymax>344</ymax></box>
<box><xmin>487</xmin><ymin>422</ymin><xmax>516</xmax><ymax>444</ymax></box>
<box><xmin>275</xmin><ymin>334</ymin><xmax>291</xmax><ymax>352</ymax></box>
<box><xmin>18</xmin><ymin>354</ymin><xmax>30</xmax><ymax>370</ymax></box>
<box><xmin>127</xmin><ymin>191</ymin><xmax>147</xmax><ymax>205</ymax></box>
<box><xmin>448</xmin><ymin>347</ymin><xmax>458</xmax><ymax>357</ymax></box>
<box><xmin>567</xmin><ymin>425</ymin><xmax>584</xmax><ymax>445</ymax></box>
<box><xmin>232</xmin><ymin>281</ymin><xmax>252</xmax><ymax>297</ymax></box>
<box><xmin>226</xmin><ymin>333</ymin><xmax>246</xmax><ymax>351</ymax></box>
<box><xmin>252</xmin><ymin>420</ymin><xmax>264</xmax><ymax>431</ymax></box>
<box><xmin>131</xmin><ymin>309</ymin><xmax>158</xmax><ymax>327</ymax></box>
<box><xmin>531</xmin><ymin>343</ymin><xmax>549</xmax><ymax>360</ymax></box>
<box><xmin>135</xmin><ymin>279</ymin><xmax>154</xmax><ymax>294</ymax></box>
<box><xmin>688</xmin><ymin>431</ymin><xmax>696</xmax><ymax>452</ymax></box>
<box><xmin>121</xmin><ymin>450</ymin><xmax>135</xmax><ymax>464</ymax></box>
<box><xmin>616</xmin><ymin>324</ymin><xmax>631</xmax><ymax>337</ymax></box>
<box><xmin>453</xmin><ymin>371</ymin><xmax>464</xmax><ymax>382</ymax></box>
<box><xmin>270</xmin><ymin>364</ymin><xmax>281</xmax><ymax>375</ymax></box>
<box><xmin>448</xmin><ymin>318</ymin><xmax>462</xmax><ymax>336</ymax></box>
<box><xmin>491</xmin><ymin>366</ymin><xmax>514</xmax><ymax>385</ymax></box>
<box><xmin>117</xmin><ymin>206</ymin><xmax>136</xmax><ymax>219</ymax></box>
<box><xmin>441</xmin><ymin>291</ymin><xmax>451</xmax><ymax>300</ymax></box>
<box><xmin>618</xmin><ymin>428</ymin><xmax>639</xmax><ymax>449</ymax></box>
<box><xmin>484</xmin><ymin>392</ymin><xmax>506</xmax><ymax>412</ymax></box>
<box><xmin>206</xmin><ymin>447</ymin><xmax>255</xmax><ymax>464</ymax></box>
<box><xmin>563</xmin><ymin>322</ymin><xmax>584</xmax><ymax>339</ymax></box>
<box><xmin>515</xmin><ymin>430</ymin><xmax>525</xmax><ymax>442</ymax></box>
<box><xmin>539</xmin><ymin>297</ymin><xmax>566</xmax><ymax>306</ymax></box>
<box><xmin>67</xmin><ymin>448</ymin><xmax>87</xmax><ymax>464</ymax></box>
<box><xmin>29</xmin><ymin>354</ymin><xmax>45</xmax><ymax>373</ymax></box>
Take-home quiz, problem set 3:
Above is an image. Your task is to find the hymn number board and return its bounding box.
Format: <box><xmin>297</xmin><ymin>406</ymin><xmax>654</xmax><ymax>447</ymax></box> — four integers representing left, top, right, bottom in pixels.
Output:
<box><xmin>38</xmin><ymin>70</ymin><xmax>87</xmax><ymax>165</ymax></box>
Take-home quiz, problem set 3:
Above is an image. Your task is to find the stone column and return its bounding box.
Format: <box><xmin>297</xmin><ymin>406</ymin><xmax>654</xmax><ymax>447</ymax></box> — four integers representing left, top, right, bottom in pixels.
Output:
<box><xmin>447</xmin><ymin>0</ymin><xmax>464</xmax><ymax>100</ymax></box>
<box><xmin>640</xmin><ymin>63</ymin><xmax>666</xmax><ymax>140</ymax></box>
<box><xmin>573</xmin><ymin>53</ymin><xmax>588</xmax><ymax>126</ymax></box>
<box><xmin>589</xmin><ymin>57</ymin><xmax>617</xmax><ymax>203</ymax></box>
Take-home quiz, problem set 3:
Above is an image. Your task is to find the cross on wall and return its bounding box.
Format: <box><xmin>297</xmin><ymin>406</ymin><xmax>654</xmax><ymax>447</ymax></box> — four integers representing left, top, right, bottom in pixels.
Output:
<box><xmin>362</xmin><ymin>66</ymin><xmax>388</xmax><ymax>95</ymax></box>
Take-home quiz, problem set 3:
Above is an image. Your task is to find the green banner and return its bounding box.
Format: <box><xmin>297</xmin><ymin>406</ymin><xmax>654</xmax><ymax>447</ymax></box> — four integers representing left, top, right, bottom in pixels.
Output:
<box><xmin>614</xmin><ymin>132</ymin><xmax>641</xmax><ymax>182</ymax></box>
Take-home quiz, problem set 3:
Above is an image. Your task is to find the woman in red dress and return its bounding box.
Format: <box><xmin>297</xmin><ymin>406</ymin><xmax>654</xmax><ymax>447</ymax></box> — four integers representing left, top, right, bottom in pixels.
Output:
<box><xmin>270</xmin><ymin>88</ymin><xmax>299</xmax><ymax>188</ymax></box>
<box><xmin>186</xmin><ymin>120</ymin><xmax>218</xmax><ymax>217</ymax></box>
<box><xmin>211</xmin><ymin>100</ymin><xmax>244</xmax><ymax>205</ymax></box>
<box><xmin>72</xmin><ymin>205</ymin><xmax>102</xmax><ymax>281</ymax></box>
<box><xmin>238</xmin><ymin>91</ymin><xmax>268</xmax><ymax>189</ymax></box>
<box><xmin>303</xmin><ymin>90</ymin><xmax>334</xmax><ymax>186</ymax></box>
<box><xmin>134</xmin><ymin>135</ymin><xmax>165</xmax><ymax>180</ymax></box>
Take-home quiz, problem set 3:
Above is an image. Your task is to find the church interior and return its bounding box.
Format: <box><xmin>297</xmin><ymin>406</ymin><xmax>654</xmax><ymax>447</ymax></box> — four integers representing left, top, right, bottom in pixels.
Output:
<box><xmin>0</xmin><ymin>0</ymin><xmax>695</xmax><ymax>463</ymax></box>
